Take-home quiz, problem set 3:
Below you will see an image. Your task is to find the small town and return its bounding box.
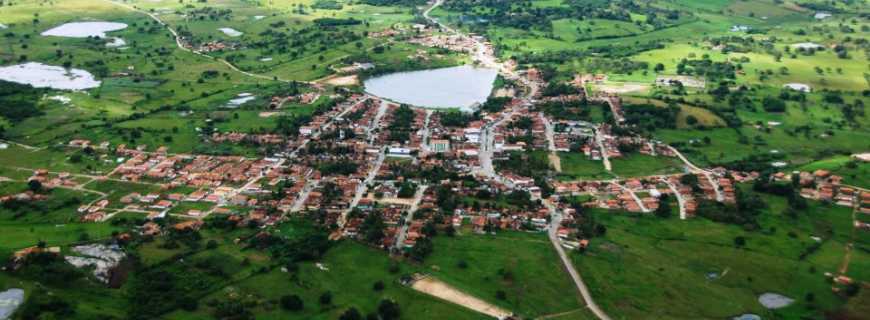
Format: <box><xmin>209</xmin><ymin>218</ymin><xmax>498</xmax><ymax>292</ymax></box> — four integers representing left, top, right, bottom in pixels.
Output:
<box><xmin>0</xmin><ymin>0</ymin><xmax>867</xmax><ymax>319</ymax></box>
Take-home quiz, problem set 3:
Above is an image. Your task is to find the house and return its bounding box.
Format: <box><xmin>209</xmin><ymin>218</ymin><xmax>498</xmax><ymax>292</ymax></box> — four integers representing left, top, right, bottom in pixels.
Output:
<box><xmin>430</xmin><ymin>139</ymin><xmax>450</xmax><ymax>153</ymax></box>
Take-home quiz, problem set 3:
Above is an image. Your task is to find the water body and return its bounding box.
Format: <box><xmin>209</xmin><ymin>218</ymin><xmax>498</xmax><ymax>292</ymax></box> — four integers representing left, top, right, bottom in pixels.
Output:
<box><xmin>0</xmin><ymin>288</ymin><xmax>25</xmax><ymax>320</ymax></box>
<box><xmin>224</xmin><ymin>93</ymin><xmax>255</xmax><ymax>108</ymax></box>
<box><xmin>733</xmin><ymin>314</ymin><xmax>761</xmax><ymax>320</ymax></box>
<box><xmin>0</xmin><ymin>62</ymin><xmax>100</xmax><ymax>90</ymax></box>
<box><xmin>106</xmin><ymin>37</ymin><xmax>126</xmax><ymax>48</ymax></box>
<box><xmin>758</xmin><ymin>293</ymin><xmax>794</xmax><ymax>309</ymax></box>
<box><xmin>219</xmin><ymin>27</ymin><xmax>243</xmax><ymax>37</ymax></box>
<box><xmin>364</xmin><ymin>65</ymin><xmax>497</xmax><ymax>111</ymax></box>
<box><xmin>41</xmin><ymin>21</ymin><xmax>127</xmax><ymax>38</ymax></box>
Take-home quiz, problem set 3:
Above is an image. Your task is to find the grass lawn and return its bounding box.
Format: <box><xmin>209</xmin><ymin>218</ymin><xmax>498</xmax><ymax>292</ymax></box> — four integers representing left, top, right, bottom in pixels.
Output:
<box><xmin>557</xmin><ymin>152</ymin><xmax>613</xmax><ymax>180</ymax></box>
<box><xmin>423</xmin><ymin>230</ymin><xmax>586</xmax><ymax>318</ymax></box>
<box><xmin>655</xmin><ymin>125</ymin><xmax>870</xmax><ymax>167</ymax></box>
<box><xmin>172</xmin><ymin>241</ymin><xmax>488</xmax><ymax>320</ymax></box>
<box><xmin>610</xmin><ymin>154</ymin><xmax>684</xmax><ymax>178</ymax></box>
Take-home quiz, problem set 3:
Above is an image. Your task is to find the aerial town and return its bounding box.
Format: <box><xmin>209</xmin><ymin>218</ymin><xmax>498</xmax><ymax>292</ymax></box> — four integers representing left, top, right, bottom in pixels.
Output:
<box><xmin>0</xmin><ymin>0</ymin><xmax>867</xmax><ymax>319</ymax></box>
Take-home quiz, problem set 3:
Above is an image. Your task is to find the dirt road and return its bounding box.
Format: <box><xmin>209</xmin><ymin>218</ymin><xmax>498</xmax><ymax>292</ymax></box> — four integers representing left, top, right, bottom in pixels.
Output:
<box><xmin>411</xmin><ymin>276</ymin><xmax>511</xmax><ymax>319</ymax></box>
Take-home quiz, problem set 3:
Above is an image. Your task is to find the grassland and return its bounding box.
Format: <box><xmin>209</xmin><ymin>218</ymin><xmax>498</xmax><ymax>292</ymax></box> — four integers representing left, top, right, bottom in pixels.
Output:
<box><xmin>423</xmin><ymin>230</ymin><xmax>588</xmax><ymax>319</ymax></box>
<box><xmin>573</xmin><ymin>187</ymin><xmax>865</xmax><ymax>319</ymax></box>
<box><xmin>611</xmin><ymin>154</ymin><xmax>684</xmax><ymax>178</ymax></box>
<box><xmin>557</xmin><ymin>152</ymin><xmax>613</xmax><ymax>180</ymax></box>
<box><xmin>800</xmin><ymin>155</ymin><xmax>870</xmax><ymax>189</ymax></box>
<box><xmin>170</xmin><ymin>240</ymin><xmax>489</xmax><ymax>320</ymax></box>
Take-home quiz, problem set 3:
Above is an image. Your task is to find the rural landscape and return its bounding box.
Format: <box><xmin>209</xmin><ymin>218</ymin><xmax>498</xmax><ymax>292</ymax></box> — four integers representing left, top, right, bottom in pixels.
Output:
<box><xmin>0</xmin><ymin>0</ymin><xmax>868</xmax><ymax>319</ymax></box>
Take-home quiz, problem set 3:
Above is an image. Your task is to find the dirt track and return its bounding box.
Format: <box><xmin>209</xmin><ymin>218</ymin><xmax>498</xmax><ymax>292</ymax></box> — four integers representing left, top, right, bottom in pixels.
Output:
<box><xmin>411</xmin><ymin>276</ymin><xmax>511</xmax><ymax>319</ymax></box>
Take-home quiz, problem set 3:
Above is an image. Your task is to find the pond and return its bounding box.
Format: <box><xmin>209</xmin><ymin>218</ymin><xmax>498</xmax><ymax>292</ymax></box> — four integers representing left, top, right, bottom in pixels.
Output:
<box><xmin>0</xmin><ymin>62</ymin><xmax>100</xmax><ymax>90</ymax></box>
<box><xmin>364</xmin><ymin>65</ymin><xmax>497</xmax><ymax>111</ymax></box>
<box><xmin>224</xmin><ymin>93</ymin><xmax>255</xmax><ymax>108</ymax></box>
<box><xmin>106</xmin><ymin>37</ymin><xmax>126</xmax><ymax>48</ymax></box>
<box><xmin>41</xmin><ymin>21</ymin><xmax>127</xmax><ymax>38</ymax></box>
<box><xmin>0</xmin><ymin>288</ymin><xmax>24</xmax><ymax>319</ymax></box>
<box><xmin>219</xmin><ymin>27</ymin><xmax>243</xmax><ymax>37</ymax></box>
<box><xmin>758</xmin><ymin>292</ymin><xmax>794</xmax><ymax>309</ymax></box>
<box><xmin>732</xmin><ymin>314</ymin><xmax>761</xmax><ymax>320</ymax></box>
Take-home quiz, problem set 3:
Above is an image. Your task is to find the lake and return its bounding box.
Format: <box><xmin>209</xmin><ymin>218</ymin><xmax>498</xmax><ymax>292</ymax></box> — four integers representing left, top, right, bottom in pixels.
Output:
<box><xmin>0</xmin><ymin>62</ymin><xmax>100</xmax><ymax>90</ymax></box>
<box><xmin>219</xmin><ymin>27</ymin><xmax>243</xmax><ymax>37</ymax></box>
<box><xmin>758</xmin><ymin>292</ymin><xmax>794</xmax><ymax>309</ymax></box>
<box><xmin>41</xmin><ymin>21</ymin><xmax>127</xmax><ymax>38</ymax></box>
<box><xmin>364</xmin><ymin>65</ymin><xmax>497</xmax><ymax>111</ymax></box>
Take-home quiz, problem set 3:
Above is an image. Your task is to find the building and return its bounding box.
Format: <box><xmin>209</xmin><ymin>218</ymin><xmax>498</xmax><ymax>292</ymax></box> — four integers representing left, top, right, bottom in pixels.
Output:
<box><xmin>430</xmin><ymin>139</ymin><xmax>450</xmax><ymax>153</ymax></box>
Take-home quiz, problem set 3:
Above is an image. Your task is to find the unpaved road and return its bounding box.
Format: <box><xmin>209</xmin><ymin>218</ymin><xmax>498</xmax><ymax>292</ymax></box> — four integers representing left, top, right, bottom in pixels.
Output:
<box><xmin>411</xmin><ymin>276</ymin><xmax>512</xmax><ymax>319</ymax></box>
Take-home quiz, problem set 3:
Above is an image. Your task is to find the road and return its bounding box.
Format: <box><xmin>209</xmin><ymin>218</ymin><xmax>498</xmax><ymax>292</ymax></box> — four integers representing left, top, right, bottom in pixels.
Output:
<box><xmin>540</xmin><ymin>112</ymin><xmax>561</xmax><ymax>172</ymax></box>
<box><xmin>666</xmin><ymin>145</ymin><xmax>724</xmax><ymax>201</ymax></box>
<box><xmin>661</xmin><ymin>177</ymin><xmax>688</xmax><ymax>220</ymax></box>
<box><xmin>615</xmin><ymin>182</ymin><xmax>649</xmax><ymax>213</ymax></box>
<box><xmin>339</xmin><ymin>150</ymin><xmax>385</xmax><ymax>228</ymax></box>
<box><xmin>290</xmin><ymin>179</ymin><xmax>319</xmax><ymax>213</ymax></box>
<box><xmin>103</xmin><ymin>0</ymin><xmax>314</xmax><ymax>85</ymax></box>
<box><xmin>593</xmin><ymin>127</ymin><xmax>612</xmax><ymax>172</ymax></box>
<box><xmin>419</xmin><ymin>6</ymin><xmax>608</xmax><ymax>317</ymax></box>
<box><xmin>367</xmin><ymin>100</ymin><xmax>390</xmax><ymax>144</ymax></box>
<box><xmin>394</xmin><ymin>185</ymin><xmax>428</xmax><ymax>250</ymax></box>
<box><xmin>420</xmin><ymin>110</ymin><xmax>434</xmax><ymax>153</ymax></box>
<box><xmin>543</xmin><ymin>200</ymin><xmax>612</xmax><ymax>320</ymax></box>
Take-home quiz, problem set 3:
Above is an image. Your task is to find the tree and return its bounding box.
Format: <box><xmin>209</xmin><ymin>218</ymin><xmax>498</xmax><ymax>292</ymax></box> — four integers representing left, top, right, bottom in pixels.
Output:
<box><xmin>373</xmin><ymin>280</ymin><xmax>385</xmax><ymax>291</ymax></box>
<box><xmin>377</xmin><ymin>299</ymin><xmax>400</xmax><ymax>320</ymax></box>
<box><xmin>422</xmin><ymin>221</ymin><xmax>437</xmax><ymax>237</ymax></box>
<box><xmin>361</xmin><ymin>212</ymin><xmax>386</xmax><ymax>245</ymax></box>
<box><xmin>654</xmin><ymin>63</ymin><xmax>665</xmax><ymax>72</ymax></box>
<box><xmin>679</xmin><ymin>174</ymin><xmax>699</xmax><ymax>188</ymax></box>
<box><xmin>734</xmin><ymin>236</ymin><xmax>746</xmax><ymax>247</ymax></box>
<box><xmin>655</xmin><ymin>194</ymin><xmax>672</xmax><ymax>218</ymax></box>
<box><xmin>762</xmin><ymin>96</ymin><xmax>786</xmax><ymax>112</ymax></box>
<box><xmin>280</xmin><ymin>295</ymin><xmax>304</xmax><ymax>311</ymax></box>
<box><xmin>339</xmin><ymin>308</ymin><xmax>363</xmax><ymax>320</ymax></box>
<box><xmin>27</xmin><ymin>179</ymin><xmax>43</xmax><ymax>192</ymax></box>
<box><xmin>409</xmin><ymin>238</ymin><xmax>433</xmax><ymax>262</ymax></box>
<box><xmin>319</xmin><ymin>291</ymin><xmax>333</xmax><ymax>305</ymax></box>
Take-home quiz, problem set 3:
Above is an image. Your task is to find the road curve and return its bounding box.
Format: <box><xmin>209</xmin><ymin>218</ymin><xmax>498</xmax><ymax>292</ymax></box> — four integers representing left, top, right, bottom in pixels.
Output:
<box><xmin>102</xmin><ymin>0</ymin><xmax>312</xmax><ymax>84</ymax></box>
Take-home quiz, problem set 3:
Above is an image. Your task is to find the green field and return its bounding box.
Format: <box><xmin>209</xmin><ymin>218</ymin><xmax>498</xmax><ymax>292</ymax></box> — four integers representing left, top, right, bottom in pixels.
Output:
<box><xmin>558</xmin><ymin>152</ymin><xmax>613</xmax><ymax>180</ymax></box>
<box><xmin>424</xmin><ymin>230</ymin><xmax>588</xmax><ymax>319</ymax></box>
<box><xmin>573</xmin><ymin>188</ymin><xmax>865</xmax><ymax>319</ymax></box>
<box><xmin>800</xmin><ymin>156</ymin><xmax>870</xmax><ymax>189</ymax></box>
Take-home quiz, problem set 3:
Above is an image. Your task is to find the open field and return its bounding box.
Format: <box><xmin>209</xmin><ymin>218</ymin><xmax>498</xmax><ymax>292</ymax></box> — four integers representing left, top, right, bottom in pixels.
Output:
<box><xmin>423</xmin><ymin>230</ymin><xmax>587</xmax><ymax>319</ymax></box>
<box><xmin>557</xmin><ymin>152</ymin><xmax>613</xmax><ymax>180</ymax></box>
<box><xmin>800</xmin><ymin>156</ymin><xmax>870</xmax><ymax>189</ymax></box>
<box><xmin>573</xmin><ymin>187</ymin><xmax>865</xmax><ymax>319</ymax></box>
<box><xmin>170</xmin><ymin>240</ymin><xmax>489</xmax><ymax>320</ymax></box>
